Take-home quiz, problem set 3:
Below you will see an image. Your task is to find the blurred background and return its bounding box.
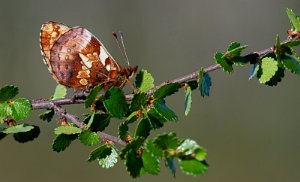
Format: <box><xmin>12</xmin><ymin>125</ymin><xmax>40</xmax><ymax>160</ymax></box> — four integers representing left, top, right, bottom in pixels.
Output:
<box><xmin>1</xmin><ymin>0</ymin><xmax>300</xmax><ymax>181</ymax></box>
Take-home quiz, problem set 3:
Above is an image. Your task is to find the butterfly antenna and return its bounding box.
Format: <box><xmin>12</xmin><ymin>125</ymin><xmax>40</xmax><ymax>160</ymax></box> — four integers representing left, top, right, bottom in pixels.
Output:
<box><xmin>112</xmin><ymin>31</ymin><xmax>130</xmax><ymax>66</ymax></box>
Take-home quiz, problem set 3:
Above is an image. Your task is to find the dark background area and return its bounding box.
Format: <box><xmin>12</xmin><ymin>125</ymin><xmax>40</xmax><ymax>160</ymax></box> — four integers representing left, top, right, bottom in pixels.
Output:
<box><xmin>1</xmin><ymin>0</ymin><xmax>300</xmax><ymax>181</ymax></box>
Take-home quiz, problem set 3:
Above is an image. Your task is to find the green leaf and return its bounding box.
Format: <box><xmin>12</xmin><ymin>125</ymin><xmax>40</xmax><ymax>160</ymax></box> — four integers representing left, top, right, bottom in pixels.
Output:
<box><xmin>275</xmin><ymin>34</ymin><xmax>281</xmax><ymax>62</ymax></box>
<box><xmin>135</xmin><ymin>117</ymin><xmax>151</xmax><ymax>138</ymax></box>
<box><xmin>177</xmin><ymin>139</ymin><xmax>207</xmax><ymax>160</ymax></box>
<box><xmin>84</xmin><ymin>113</ymin><xmax>111</xmax><ymax>132</ymax></box>
<box><xmin>79</xmin><ymin>130</ymin><xmax>100</xmax><ymax>146</ymax></box>
<box><xmin>153</xmin><ymin>132</ymin><xmax>181</xmax><ymax>150</ymax></box>
<box><xmin>283</xmin><ymin>54</ymin><xmax>300</xmax><ymax>74</ymax></box>
<box><xmin>118</xmin><ymin>122</ymin><xmax>129</xmax><ymax>141</ymax></box>
<box><xmin>135</xmin><ymin>69</ymin><xmax>155</xmax><ymax>92</ymax></box>
<box><xmin>286</xmin><ymin>8</ymin><xmax>300</xmax><ymax>31</ymax></box>
<box><xmin>282</xmin><ymin>39</ymin><xmax>300</xmax><ymax>47</ymax></box>
<box><xmin>225</xmin><ymin>42</ymin><xmax>248</xmax><ymax>58</ymax></box>
<box><xmin>249</xmin><ymin>64</ymin><xmax>259</xmax><ymax>80</ymax></box>
<box><xmin>178</xmin><ymin>159</ymin><xmax>208</xmax><ymax>176</ymax></box>
<box><xmin>39</xmin><ymin>109</ymin><xmax>54</xmax><ymax>122</ymax></box>
<box><xmin>153</xmin><ymin>100</ymin><xmax>177</xmax><ymax>121</ymax></box>
<box><xmin>258</xmin><ymin>57</ymin><xmax>278</xmax><ymax>84</ymax></box>
<box><xmin>153</xmin><ymin>83</ymin><xmax>181</xmax><ymax>100</ymax></box>
<box><xmin>54</xmin><ymin>125</ymin><xmax>82</xmax><ymax>135</ymax></box>
<box><xmin>144</xmin><ymin>139</ymin><xmax>163</xmax><ymax>157</ymax></box>
<box><xmin>166</xmin><ymin>157</ymin><xmax>176</xmax><ymax>177</ymax></box>
<box><xmin>184</xmin><ymin>86</ymin><xmax>192</xmax><ymax>116</ymax></box>
<box><xmin>264</xmin><ymin>66</ymin><xmax>285</xmax><ymax>86</ymax></box>
<box><xmin>52</xmin><ymin>134</ymin><xmax>78</xmax><ymax>152</ymax></box>
<box><xmin>227</xmin><ymin>42</ymin><xmax>241</xmax><ymax>51</ymax></box>
<box><xmin>0</xmin><ymin>127</ymin><xmax>6</xmax><ymax>140</ymax></box>
<box><xmin>85</xmin><ymin>85</ymin><xmax>103</xmax><ymax>108</ymax></box>
<box><xmin>3</xmin><ymin>124</ymin><xmax>34</xmax><ymax>134</ymax></box>
<box><xmin>13</xmin><ymin>125</ymin><xmax>40</xmax><ymax>143</ymax></box>
<box><xmin>198</xmin><ymin>69</ymin><xmax>212</xmax><ymax>97</ymax></box>
<box><xmin>0</xmin><ymin>85</ymin><xmax>19</xmax><ymax>102</ymax></box>
<box><xmin>52</xmin><ymin>84</ymin><xmax>67</xmax><ymax>100</ymax></box>
<box><xmin>147</xmin><ymin>112</ymin><xmax>164</xmax><ymax>129</ymax></box>
<box><xmin>142</xmin><ymin>149</ymin><xmax>160</xmax><ymax>175</ymax></box>
<box><xmin>11</xmin><ymin>98</ymin><xmax>31</xmax><ymax>121</ymax></box>
<box><xmin>119</xmin><ymin>137</ymin><xmax>145</xmax><ymax>159</ymax></box>
<box><xmin>126</xmin><ymin>150</ymin><xmax>143</xmax><ymax>178</ymax></box>
<box><xmin>103</xmin><ymin>87</ymin><xmax>129</xmax><ymax>119</ymax></box>
<box><xmin>86</xmin><ymin>111</ymin><xmax>95</xmax><ymax>129</ymax></box>
<box><xmin>0</xmin><ymin>102</ymin><xmax>12</xmax><ymax>118</ymax></box>
<box><xmin>98</xmin><ymin>147</ymin><xmax>118</xmax><ymax>168</ymax></box>
<box><xmin>130</xmin><ymin>92</ymin><xmax>148</xmax><ymax>111</ymax></box>
<box><xmin>214</xmin><ymin>52</ymin><xmax>233</xmax><ymax>73</ymax></box>
<box><xmin>88</xmin><ymin>144</ymin><xmax>112</xmax><ymax>162</ymax></box>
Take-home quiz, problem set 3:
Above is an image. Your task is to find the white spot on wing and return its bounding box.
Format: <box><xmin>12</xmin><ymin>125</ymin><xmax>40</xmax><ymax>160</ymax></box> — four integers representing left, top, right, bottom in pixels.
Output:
<box><xmin>99</xmin><ymin>46</ymin><xmax>108</xmax><ymax>66</ymax></box>
<box><xmin>79</xmin><ymin>53</ymin><xmax>92</xmax><ymax>68</ymax></box>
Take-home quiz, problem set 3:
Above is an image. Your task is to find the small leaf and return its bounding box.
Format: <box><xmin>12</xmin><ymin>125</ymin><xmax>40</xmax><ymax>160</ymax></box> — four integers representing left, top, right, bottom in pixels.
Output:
<box><xmin>147</xmin><ymin>112</ymin><xmax>164</xmax><ymax>129</ymax></box>
<box><xmin>0</xmin><ymin>102</ymin><xmax>12</xmax><ymax>118</ymax></box>
<box><xmin>13</xmin><ymin>125</ymin><xmax>40</xmax><ymax>143</ymax></box>
<box><xmin>79</xmin><ymin>130</ymin><xmax>100</xmax><ymax>146</ymax></box>
<box><xmin>144</xmin><ymin>139</ymin><xmax>163</xmax><ymax>157</ymax></box>
<box><xmin>153</xmin><ymin>100</ymin><xmax>177</xmax><ymax>121</ymax></box>
<box><xmin>130</xmin><ymin>93</ymin><xmax>148</xmax><ymax>112</ymax></box>
<box><xmin>84</xmin><ymin>113</ymin><xmax>111</xmax><ymax>132</ymax></box>
<box><xmin>86</xmin><ymin>111</ymin><xmax>95</xmax><ymax>129</ymax></box>
<box><xmin>258</xmin><ymin>57</ymin><xmax>278</xmax><ymax>84</ymax></box>
<box><xmin>52</xmin><ymin>134</ymin><xmax>78</xmax><ymax>152</ymax></box>
<box><xmin>214</xmin><ymin>52</ymin><xmax>233</xmax><ymax>73</ymax></box>
<box><xmin>135</xmin><ymin>117</ymin><xmax>151</xmax><ymax>138</ymax></box>
<box><xmin>283</xmin><ymin>54</ymin><xmax>300</xmax><ymax>74</ymax></box>
<box><xmin>264</xmin><ymin>66</ymin><xmax>285</xmax><ymax>86</ymax></box>
<box><xmin>225</xmin><ymin>42</ymin><xmax>248</xmax><ymax>58</ymax></box>
<box><xmin>286</xmin><ymin>8</ymin><xmax>300</xmax><ymax>31</ymax></box>
<box><xmin>3</xmin><ymin>124</ymin><xmax>34</xmax><ymax>134</ymax></box>
<box><xmin>52</xmin><ymin>84</ymin><xmax>67</xmax><ymax>100</ymax></box>
<box><xmin>98</xmin><ymin>147</ymin><xmax>118</xmax><ymax>168</ymax></box>
<box><xmin>54</xmin><ymin>125</ymin><xmax>82</xmax><ymax>135</ymax></box>
<box><xmin>178</xmin><ymin>159</ymin><xmax>208</xmax><ymax>176</ymax></box>
<box><xmin>249</xmin><ymin>64</ymin><xmax>259</xmax><ymax>80</ymax></box>
<box><xmin>0</xmin><ymin>85</ymin><xmax>19</xmax><ymax>102</ymax></box>
<box><xmin>153</xmin><ymin>83</ymin><xmax>181</xmax><ymax>100</ymax></box>
<box><xmin>198</xmin><ymin>71</ymin><xmax>212</xmax><ymax>97</ymax></box>
<box><xmin>118</xmin><ymin>122</ymin><xmax>129</xmax><ymax>140</ymax></box>
<box><xmin>177</xmin><ymin>139</ymin><xmax>207</xmax><ymax>160</ymax></box>
<box><xmin>39</xmin><ymin>109</ymin><xmax>54</xmax><ymax>122</ymax></box>
<box><xmin>227</xmin><ymin>42</ymin><xmax>241</xmax><ymax>51</ymax></box>
<box><xmin>11</xmin><ymin>98</ymin><xmax>31</xmax><ymax>121</ymax></box>
<box><xmin>184</xmin><ymin>86</ymin><xmax>192</xmax><ymax>116</ymax></box>
<box><xmin>135</xmin><ymin>69</ymin><xmax>155</xmax><ymax>92</ymax></box>
<box><xmin>282</xmin><ymin>39</ymin><xmax>300</xmax><ymax>47</ymax></box>
<box><xmin>126</xmin><ymin>150</ymin><xmax>143</xmax><ymax>178</ymax></box>
<box><xmin>88</xmin><ymin>144</ymin><xmax>112</xmax><ymax>162</ymax></box>
<box><xmin>85</xmin><ymin>85</ymin><xmax>103</xmax><ymax>108</ymax></box>
<box><xmin>167</xmin><ymin>157</ymin><xmax>176</xmax><ymax>177</ymax></box>
<box><xmin>275</xmin><ymin>34</ymin><xmax>281</xmax><ymax>62</ymax></box>
<box><xmin>103</xmin><ymin>87</ymin><xmax>128</xmax><ymax>119</ymax></box>
<box><xmin>142</xmin><ymin>149</ymin><xmax>160</xmax><ymax>175</ymax></box>
<box><xmin>119</xmin><ymin>137</ymin><xmax>145</xmax><ymax>159</ymax></box>
<box><xmin>153</xmin><ymin>132</ymin><xmax>180</xmax><ymax>150</ymax></box>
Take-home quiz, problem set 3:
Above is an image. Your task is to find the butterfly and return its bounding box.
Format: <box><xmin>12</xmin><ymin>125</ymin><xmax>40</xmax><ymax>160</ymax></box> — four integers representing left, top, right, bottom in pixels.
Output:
<box><xmin>40</xmin><ymin>21</ymin><xmax>137</xmax><ymax>91</ymax></box>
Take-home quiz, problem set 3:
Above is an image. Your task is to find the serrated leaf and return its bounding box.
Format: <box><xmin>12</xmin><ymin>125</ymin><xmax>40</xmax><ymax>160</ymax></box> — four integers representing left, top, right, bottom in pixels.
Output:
<box><xmin>167</xmin><ymin>157</ymin><xmax>176</xmax><ymax>177</ymax></box>
<box><xmin>275</xmin><ymin>34</ymin><xmax>281</xmax><ymax>62</ymax></box>
<box><xmin>130</xmin><ymin>93</ymin><xmax>148</xmax><ymax>111</ymax></box>
<box><xmin>214</xmin><ymin>52</ymin><xmax>233</xmax><ymax>73</ymax></box>
<box><xmin>126</xmin><ymin>150</ymin><xmax>143</xmax><ymax>178</ymax></box>
<box><xmin>198</xmin><ymin>69</ymin><xmax>212</xmax><ymax>97</ymax></box>
<box><xmin>249</xmin><ymin>64</ymin><xmax>259</xmax><ymax>80</ymax></box>
<box><xmin>227</xmin><ymin>42</ymin><xmax>241</xmax><ymax>51</ymax></box>
<box><xmin>0</xmin><ymin>102</ymin><xmax>12</xmax><ymax>118</ymax></box>
<box><xmin>177</xmin><ymin>139</ymin><xmax>207</xmax><ymax>160</ymax></box>
<box><xmin>184</xmin><ymin>86</ymin><xmax>192</xmax><ymax>116</ymax></box>
<box><xmin>142</xmin><ymin>149</ymin><xmax>160</xmax><ymax>175</ymax></box>
<box><xmin>153</xmin><ymin>83</ymin><xmax>181</xmax><ymax>100</ymax></box>
<box><xmin>144</xmin><ymin>139</ymin><xmax>163</xmax><ymax>157</ymax></box>
<box><xmin>3</xmin><ymin>124</ymin><xmax>34</xmax><ymax>134</ymax></box>
<box><xmin>153</xmin><ymin>132</ymin><xmax>180</xmax><ymax>150</ymax></box>
<box><xmin>86</xmin><ymin>111</ymin><xmax>95</xmax><ymax>129</ymax></box>
<box><xmin>52</xmin><ymin>134</ymin><xmax>77</xmax><ymax>152</ymax></box>
<box><xmin>153</xmin><ymin>100</ymin><xmax>177</xmax><ymax>121</ymax></box>
<box><xmin>85</xmin><ymin>85</ymin><xmax>103</xmax><ymax>108</ymax></box>
<box><xmin>52</xmin><ymin>84</ymin><xmax>67</xmax><ymax>100</ymax></box>
<box><xmin>118</xmin><ymin>122</ymin><xmax>129</xmax><ymax>140</ymax></box>
<box><xmin>84</xmin><ymin>113</ymin><xmax>111</xmax><ymax>132</ymax></box>
<box><xmin>79</xmin><ymin>130</ymin><xmax>100</xmax><ymax>146</ymax></box>
<box><xmin>258</xmin><ymin>57</ymin><xmax>278</xmax><ymax>84</ymax></box>
<box><xmin>11</xmin><ymin>98</ymin><xmax>31</xmax><ymax>121</ymax></box>
<box><xmin>225</xmin><ymin>42</ymin><xmax>248</xmax><ymax>58</ymax></box>
<box><xmin>135</xmin><ymin>117</ymin><xmax>151</xmax><ymax>138</ymax></box>
<box><xmin>98</xmin><ymin>147</ymin><xmax>118</xmax><ymax>168</ymax></box>
<box><xmin>88</xmin><ymin>144</ymin><xmax>112</xmax><ymax>162</ymax></box>
<box><xmin>264</xmin><ymin>66</ymin><xmax>285</xmax><ymax>86</ymax></box>
<box><xmin>286</xmin><ymin>8</ymin><xmax>300</xmax><ymax>31</ymax></box>
<box><xmin>0</xmin><ymin>85</ymin><xmax>19</xmax><ymax>102</ymax></box>
<box><xmin>39</xmin><ymin>109</ymin><xmax>54</xmax><ymax>122</ymax></box>
<box><xmin>178</xmin><ymin>159</ymin><xmax>208</xmax><ymax>176</ymax></box>
<box><xmin>119</xmin><ymin>137</ymin><xmax>145</xmax><ymax>159</ymax></box>
<box><xmin>54</xmin><ymin>125</ymin><xmax>81</xmax><ymax>135</ymax></box>
<box><xmin>147</xmin><ymin>112</ymin><xmax>164</xmax><ymax>129</ymax></box>
<box><xmin>13</xmin><ymin>125</ymin><xmax>40</xmax><ymax>143</ymax></box>
<box><xmin>135</xmin><ymin>69</ymin><xmax>155</xmax><ymax>92</ymax></box>
<box><xmin>283</xmin><ymin>54</ymin><xmax>300</xmax><ymax>74</ymax></box>
<box><xmin>282</xmin><ymin>39</ymin><xmax>300</xmax><ymax>47</ymax></box>
<box><xmin>103</xmin><ymin>87</ymin><xmax>128</xmax><ymax>119</ymax></box>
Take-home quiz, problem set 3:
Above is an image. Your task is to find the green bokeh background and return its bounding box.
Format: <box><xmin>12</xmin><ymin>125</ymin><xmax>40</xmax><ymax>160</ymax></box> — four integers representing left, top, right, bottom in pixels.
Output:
<box><xmin>1</xmin><ymin>0</ymin><xmax>300</xmax><ymax>181</ymax></box>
